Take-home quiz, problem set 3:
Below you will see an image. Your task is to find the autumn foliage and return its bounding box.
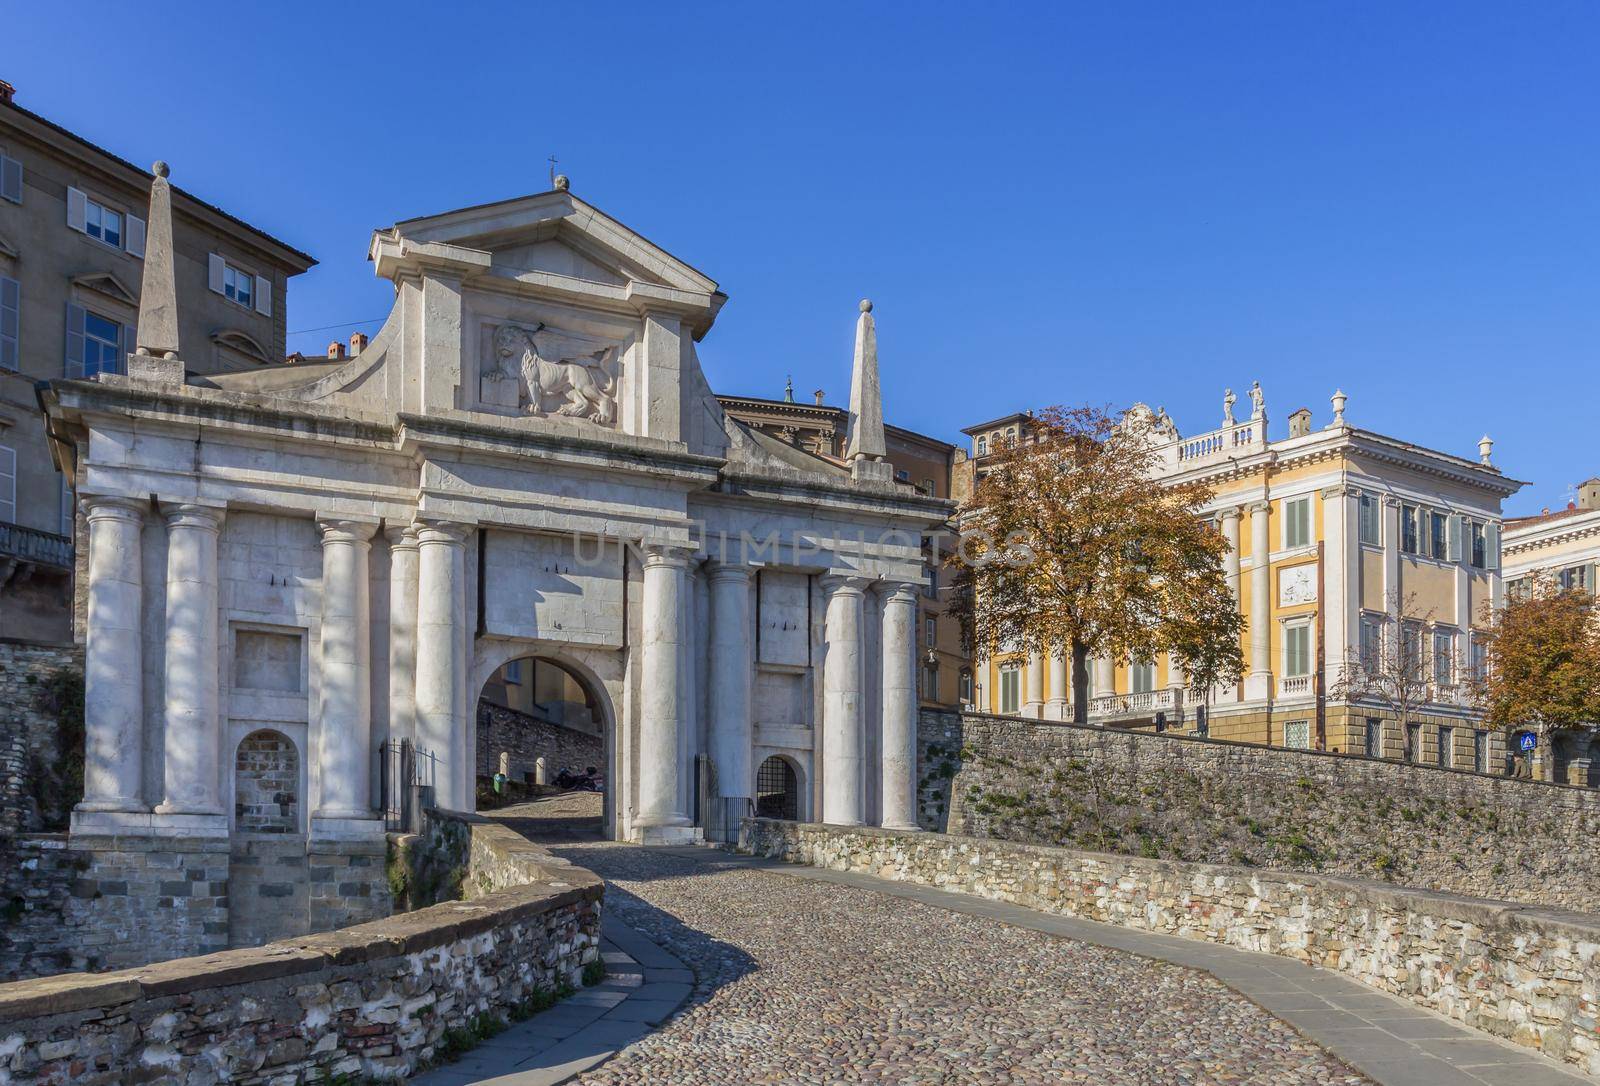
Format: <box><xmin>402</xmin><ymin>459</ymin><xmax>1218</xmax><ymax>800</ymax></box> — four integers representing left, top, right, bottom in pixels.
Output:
<box><xmin>949</xmin><ymin>405</ymin><xmax>1244</xmax><ymax>723</ymax></box>
<box><xmin>1477</xmin><ymin>579</ymin><xmax>1600</xmax><ymax>733</ymax></box>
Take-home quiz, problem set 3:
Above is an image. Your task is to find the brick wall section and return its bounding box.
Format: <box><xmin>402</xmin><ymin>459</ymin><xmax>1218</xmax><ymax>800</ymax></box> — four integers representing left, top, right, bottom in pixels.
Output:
<box><xmin>741</xmin><ymin>819</ymin><xmax>1600</xmax><ymax>1079</ymax></box>
<box><xmin>918</xmin><ymin>709</ymin><xmax>1600</xmax><ymax>913</ymax></box>
<box><xmin>232</xmin><ymin>730</ymin><xmax>298</xmax><ymax>834</ymax></box>
<box><xmin>476</xmin><ymin>699</ymin><xmax>603</xmax><ymax>781</ymax></box>
<box><xmin>0</xmin><ymin>813</ymin><xmax>603</xmax><ymax>1084</ymax></box>
<box><xmin>0</xmin><ymin>836</ymin><xmax>229</xmax><ymax>980</ymax></box>
<box><xmin>0</xmin><ymin>640</ymin><xmax>83</xmax><ymax>834</ymax></box>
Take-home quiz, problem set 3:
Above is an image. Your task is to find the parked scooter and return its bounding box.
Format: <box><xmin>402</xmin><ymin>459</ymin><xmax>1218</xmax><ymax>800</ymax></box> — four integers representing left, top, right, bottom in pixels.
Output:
<box><xmin>554</xmin><ymin>766</ymin><xmax>602</xmax><ymax>792</ymax></box>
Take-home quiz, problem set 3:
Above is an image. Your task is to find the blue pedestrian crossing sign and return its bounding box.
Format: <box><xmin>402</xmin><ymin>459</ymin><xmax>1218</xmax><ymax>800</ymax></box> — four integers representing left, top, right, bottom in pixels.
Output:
<box><xmin>1518</xmin><ymin>732</ymin><xmax>1537</xmax><ymax>752</ymax></box>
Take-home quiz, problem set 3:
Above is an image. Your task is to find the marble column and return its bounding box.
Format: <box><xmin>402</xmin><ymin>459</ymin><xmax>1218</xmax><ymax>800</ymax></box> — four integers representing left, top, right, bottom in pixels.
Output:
<box><xmin>1046</xmin><ymin>649</ymin><xmax>1069</xmax><ymax>721</ymax></box>
<box><xmin>315</xmin><ymin>516</ymin><xmax>378</xmax><ymax>825</ymax></box>
<box><xmin>879</xmin><ymin>582</ymin><xmax>919</xmax><ymax>831</ymax></box>
<box><xmin>1322</xmin><ymin>486</ymin><xmax>1359</xmax><ymax>691</ymax></box>
<box><xmin>1245</xmin><ymin>499</ymin><xmax>1272</xmax><ymax>701</ymax></box>
<box><xmin>1023</xmin><ymin>649</ymin><xmax>1045</xmax><ymax>718</ymax></box>
<box><xmin>707</xmin><ymin>561</ymin><xmax>753</xmax><ymax>839</ymax></box>
<box><xmin>821</xmin><ymin>575</ymin><xmax>868</xmax><ymax>826</ymax></box>
<box><xmin>637</xmin><ymin>545</ymin><xmax>692</xmax><ymax>839</ymax></box>
<box><xmin>385</xmin><ymin>524</ymin><xmax>420</xmax><ymax>746</ymax></box>
<box><xmin>414</xmin><ymin>519</ymin><xmax>470</xmax><ymax>811</ymax></box>
<box><xmin>1093</xmin><ymin>656</ymin><xmax>1114</xmax><ymax>702</ymax></box>
<box><xmin>154</xmin><ymin>502</ymin><xmax>225</xmax><ymax>817</ymax></box>
<box><xmin>77</xmin><ymin>496</ymin><xmax>146</xmax><ymax>815</ymax></box>
<box><xmin>1220</xmin><ymin>506</ymin><xmax>1243</xmax><ymax>700</ymax></box>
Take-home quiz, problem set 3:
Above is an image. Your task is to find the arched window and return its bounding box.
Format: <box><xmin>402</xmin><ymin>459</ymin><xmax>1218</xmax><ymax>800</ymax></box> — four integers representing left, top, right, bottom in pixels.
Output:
<box><xmin>755</xmin><ymin>756</ymin><xmax>799</xmax><ymax>820</ymax></box>
<box><xmin>976</xmin><ymin>436</ymin><xmax>987</xmax><ymax>457</ymax></box>
<box><xmin>235</xmin><ymin>729</ymin><xmax>299</xmax><ymax>834</ymax></box>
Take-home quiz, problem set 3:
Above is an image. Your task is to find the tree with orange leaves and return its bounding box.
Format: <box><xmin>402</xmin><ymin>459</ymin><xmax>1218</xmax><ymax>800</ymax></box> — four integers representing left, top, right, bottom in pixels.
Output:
<box><xmin>1476</xmin><ymin>577</ymin><xmax>1600</xmax><ymax>734</ymax></box>
<box><xmin>949</xmin><ymin>405</ymin><xmax>1243</xmax><ymax>724</ymax></box>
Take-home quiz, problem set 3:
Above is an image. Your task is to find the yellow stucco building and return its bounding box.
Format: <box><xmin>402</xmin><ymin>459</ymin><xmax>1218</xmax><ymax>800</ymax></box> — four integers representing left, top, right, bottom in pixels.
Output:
<box><xmin>957</xmin><ymin>389</ymin><xmax>1525</xmax><ymax>770</ymax></box>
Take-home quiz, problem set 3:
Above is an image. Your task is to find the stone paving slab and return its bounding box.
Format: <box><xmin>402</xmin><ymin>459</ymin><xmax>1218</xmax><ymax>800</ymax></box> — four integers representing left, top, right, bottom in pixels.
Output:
<box><xmin>731</xmin><ymin>849</ymin><xmax>1591</xmax><ymax>1086</ymax></box>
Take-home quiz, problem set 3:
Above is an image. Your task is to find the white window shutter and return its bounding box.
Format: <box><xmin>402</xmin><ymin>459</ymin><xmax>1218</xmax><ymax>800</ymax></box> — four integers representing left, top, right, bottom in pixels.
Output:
<box><xmin>66</xmin><ymin>186</ymin><xmax>87</xmax><ymax>232</ymax></box>
<box><xmin>1447</xmin><ymin>514</ymin><xmax>1463</xmax><ymax>562</ymax></box>
<box><xmin>126</xmin><ymin>215</ymin><xmax>146</xmax><ymax>259</ymax></box>
<box><xmin>1485</xmin><ymin>523</ymin><xmax>1500</xmax><ymax>570</ymax></box>
<box><xmin>0</xmin><ymin>276</ymin><xmax>18</xmax><ymax>371</ymax></box>
<box><xmin>253</xmin><ymin>272</ymin><xmax>271</xmax><ymax>317</ymax></box>
<box><xmin>64</xmin><ymin>303</ymin><xmax>86</xmax><ymax>377</ymax></box>
<box><xmin>0</xmin><ymin>155</ymin><xmax>21</xmax><ymax>204</ymax></box>
<box><xmin>0</xmin><ymin>445</ymin><xmax>15</xmax><ymax>523</ymax></box>
<box><xmin>208</xmin><ymin>253</ymin><xmax>225</xmax><ymax>294</ymax></box>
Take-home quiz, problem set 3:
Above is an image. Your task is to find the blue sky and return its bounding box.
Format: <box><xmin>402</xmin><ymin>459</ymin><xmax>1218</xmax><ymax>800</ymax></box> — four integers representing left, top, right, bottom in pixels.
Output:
<box><xmin>9</xmin><ymin>2</ymin><xmax>1596</xmax><ymax>514</ymax></box>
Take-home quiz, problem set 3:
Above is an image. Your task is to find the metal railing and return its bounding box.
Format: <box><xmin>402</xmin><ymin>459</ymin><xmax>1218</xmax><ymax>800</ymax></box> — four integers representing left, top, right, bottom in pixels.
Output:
<box><xmin>380</xmin><ymin>738</ymin><xmax>437</xmax><ymax>833</ymax></box>
<box><xmin>0</xmin><ymin>523</ymin><xmax>73</xmax><ymax>569</ymax></box>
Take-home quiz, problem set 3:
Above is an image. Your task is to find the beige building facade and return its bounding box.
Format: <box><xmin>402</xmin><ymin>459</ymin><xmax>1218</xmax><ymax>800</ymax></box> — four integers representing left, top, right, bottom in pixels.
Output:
<box><xmin>0</xmin><ymin>82</ymin><xmax>314</xmax><ymax>641</ymax></box>
<box><xmin>961</xmin><ymin>389</ymin><xmax>1524</xmax><ymax>771</ymax></box>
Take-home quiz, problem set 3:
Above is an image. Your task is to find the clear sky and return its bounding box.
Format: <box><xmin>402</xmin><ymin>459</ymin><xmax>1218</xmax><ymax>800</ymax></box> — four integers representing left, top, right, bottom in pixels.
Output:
<box><xmin>8</xmin><ymin>2</ymin><xmax>1596</xmax><ymax>515</ymax></box>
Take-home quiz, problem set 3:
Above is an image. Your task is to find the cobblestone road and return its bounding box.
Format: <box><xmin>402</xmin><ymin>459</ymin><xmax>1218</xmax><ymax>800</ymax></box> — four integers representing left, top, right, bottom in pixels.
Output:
<box><xmin>496</xmin><ymin>799</ymin><xmax>1371</xmax><ymax>1086</ymax></box>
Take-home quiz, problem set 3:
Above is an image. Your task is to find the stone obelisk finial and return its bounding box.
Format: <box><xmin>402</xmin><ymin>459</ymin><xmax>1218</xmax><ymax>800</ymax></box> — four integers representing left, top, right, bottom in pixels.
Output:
<box><xmin>845</xmin><ymin>299</ymin><xmax>890</xmax><ymax>482</ymax></box>
<box><xmin>134</xmin><ymin>161</ymin><xmax>180</xmax><ymax>361</ymax></box>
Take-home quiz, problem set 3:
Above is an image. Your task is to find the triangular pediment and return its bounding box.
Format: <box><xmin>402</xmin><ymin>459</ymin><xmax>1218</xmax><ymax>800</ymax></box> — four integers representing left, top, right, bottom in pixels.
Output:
<box><xmin>388</xmin><ymin>189</ymin><xmax>717</xmax><ymax>295</ymax></box>
<box><xmin>71</xmin><ymin>271</ymin><xmax>137</xmax><ymax>306</ymax></box>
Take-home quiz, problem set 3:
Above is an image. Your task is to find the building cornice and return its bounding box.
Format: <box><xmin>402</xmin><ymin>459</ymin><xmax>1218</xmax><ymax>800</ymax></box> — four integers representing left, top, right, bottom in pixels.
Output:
<box><xmin>1503</xmin><ymin>509</ymin><xmax>1600</xmax><ymax>555</ymax></box>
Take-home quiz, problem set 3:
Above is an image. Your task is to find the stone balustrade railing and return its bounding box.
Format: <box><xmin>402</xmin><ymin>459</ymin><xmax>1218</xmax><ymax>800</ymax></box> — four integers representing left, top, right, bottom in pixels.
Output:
<box><xmin>0</xmin><ymin>812</ymin><xmax>603</xmax><ymax>1084</ymax></box>
<box><xmin>741</xmin><ymin>818</ymin><xmax>1600</xmax><ymax>1079</ymax></box>
<box><xmin>1277</xmin><ymin>674</ymin><xmax>1313</xmax><ymax>698</ymax></box>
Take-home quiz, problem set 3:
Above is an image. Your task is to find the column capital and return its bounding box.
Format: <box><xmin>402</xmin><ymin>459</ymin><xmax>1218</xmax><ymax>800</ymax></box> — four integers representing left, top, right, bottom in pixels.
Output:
<box><xmin>820</xmin><ymin>573</ymin><xmax>871</xmax><ymax>597</ymax></box>
<box><xmin>384</xmin><ymin>522</ymin><xmax>421</xmax><ymax>550</ymax></box>
<box><xmin>1219</xmin><ymin>505</ymin><xmax>1243</xmax><ymax>521</ymax></box>
<box><xmin>414</xmin><ymin>518</ymin><xmax>472</xmax><ymax>546</ymax></box>
<box><xmin>705</xmin><ymin>560</ymin><xmax>753</xmax><ymax>585</ymax></box>
<box><xmin>160</xmin><ymin>501</ymin><xmax>225</xmax><ymax>532</ymax></box>
<box><xmin>876</xmin><ymin>580</ymin><xmax>921</xmax><ymax>604</ymax></box>
<box><xmin>1320</xmin><ymin>484</ymin><xmax>1354</xmax><ymax>500</ymax></box>
<box><xmin>82</xmin><ymin>494</ymin><xmax>146</xmax><ymax>523</ymax></box>
<box><xmin>642</xmin><ymin>542</ymin><xmax>693</xmax><ymax>569</ymax></box>
<box><xmin>317</xmin><ymin>515</ymin><xmax>380</xmax><ymax>544</ymax></box>
<box><xmin>1247</xmin><ymin>499</ymin><xmax>1271</xmax><ymax>514</ymax></box>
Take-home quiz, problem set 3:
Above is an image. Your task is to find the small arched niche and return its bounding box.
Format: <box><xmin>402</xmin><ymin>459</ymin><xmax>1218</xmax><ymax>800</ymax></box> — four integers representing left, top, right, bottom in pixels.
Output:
<box><xmin>234</xmin><ymin>729</ymin><xmax>300</xmax><ymax>834</ymax></box>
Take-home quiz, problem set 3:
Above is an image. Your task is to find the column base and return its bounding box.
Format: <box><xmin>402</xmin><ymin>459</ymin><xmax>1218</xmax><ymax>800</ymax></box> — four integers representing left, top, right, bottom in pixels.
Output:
<box><xmin>73</xmin><ymin>809</ymin><xmax>229</xmax><ymax>838</ymax></box>
<box><xmin>1244</xmin><ymin>672</ymin><xmax>1273</xmax><ymax>701</ymax></box>
<box><xmin>1022</xmin><ymin>700</ymin><xmax>1044</xmax><ymax>719</ymax></box>
<box><xmin>1044</xmin><ymin>699</ymin><xmax>1069</xmax><ymax>721</ymax></box>
<box><xmin>880</xmin><ymin>820</ymin><xmax>921</xmax><ymax>832</ymax></box>
<box><xmin>310</xmin><ymin>816</ymin><xmax>387</xmax><ymax>844</ymax></box>
<box><xmin>631</xmin><ymin>823</ymin><xmax>704</xmax><ymax>846</ymax></box>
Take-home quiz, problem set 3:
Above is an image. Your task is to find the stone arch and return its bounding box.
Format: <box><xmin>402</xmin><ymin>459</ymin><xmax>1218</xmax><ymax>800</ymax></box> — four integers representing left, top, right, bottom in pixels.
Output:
<box><xmin>469</xmin><ymin>638</ymin><xmax>620</xmax><ymax>832</ymax></box>
<box><xmin>234</xmin><ymin>729</ymin><xmax>300</xmax><ymax>834</ymax></box>
<box><xmin>755</xmin><ymin>754</ymin><xmax>802</xmax><ymax>821</ymax></box>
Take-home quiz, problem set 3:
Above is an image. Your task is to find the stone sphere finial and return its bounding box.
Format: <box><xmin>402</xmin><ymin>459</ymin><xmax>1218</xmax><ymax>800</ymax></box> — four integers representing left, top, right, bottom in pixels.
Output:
<box><xmin>151</xmin><ymin>160</ymin><xmax>170</xmax><ymax>179</ymax></box>
<box><xmin>553</xmin><ymin>174</ymin><xmax>570</xmax><ymax>192</ymax></box>
<box><xmin>859</xmin><ymin>299</ymin><xmax>873</xmax><ymax>313</ymax></box>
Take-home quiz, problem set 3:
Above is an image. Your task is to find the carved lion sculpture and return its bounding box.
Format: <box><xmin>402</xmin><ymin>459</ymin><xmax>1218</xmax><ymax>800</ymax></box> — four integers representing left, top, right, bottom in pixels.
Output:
<box><xmin>492</xmin><ymin>323</ymin><xmax>617</xmax><ymax>425</ymax></box>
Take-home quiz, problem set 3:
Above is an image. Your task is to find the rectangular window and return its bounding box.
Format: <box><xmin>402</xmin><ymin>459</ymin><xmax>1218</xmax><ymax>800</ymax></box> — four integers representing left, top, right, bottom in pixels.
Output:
<box><xmin>1284</xmin><ymin>496</ymin><xmax>1311</xmax><ymax>549</ymax></box>
<box><xmin>59</xmin><ymin>479</ymin><xmax>74</xmax><ymax>538</ymax></box>
<box><xmin>925</xmin><ymin>616</ymin><xmax>937</xmax><ymax>650</ymax></box>
<box><xmin>0</xmin><ymin>153</ymin><xmax>21</xmax><ymax>204</ymax></box>
<box><xmin>503</xmin><ymin>659</ymin><xmax>522</xmax><ymax>684</ymax></box>
<box><xmin>922</xmin><ymin>661</ymin><xmax>939</xmax><ymax>699</ymax></box>
<box><xmin>84</xmin><ymin>197</ymin><xmax>123</xmax><ymax>248</ymax></box>
<box><xmin>958</xmin><ymin>669</ymin><xmax>973</xmax><ymax>706</ymax></box>
<box><xmin>1283</xmin><ymin>720</ymin><xmax>1311</xmax><ymax>749</ymax></box>
<box><xmin>0</xmin><ymin>275</ymin><xmax>17</xmax><ymax>371</ymax></box>
<box><xmin>1284</xmin><ymin>623</ymin><xmax>1311</xmax><ymax>677</ymax></box>
<box><xmin>1558</xmin><ymin>564</ymin><xmax>1593</xmax><ymax>593</ymax></box>
<box><xmin>1404</xmin><ymin>722</ymin><xmax>1420</xmax><ymax>762</ymax></box>
<box><xmin>1401</xmin><ymin>622</ymin><xmax>1424</xmax><ymax>683</ymax></box>
<box><xmin>1432</xmin><ymin>629</ymin><xmax>1455</xmax><ymax>687</ymax></box>
<box><xmin>1437</xmin><ymin>726</ymin><xmax>1454</xmax><ymax>768</ymax></box>
<box><xmin>1470</xmin><ymin>520</ymin><xmax>1487</xmax><ymax>568</ymax></box>
<box><xmin>1400</xmin><ymin>504</ymin><xmax>1419</xmax><ymax>554</ymax></box>
<box><xmin>1359</xmin><ymin>614</ymin><xmax>1384</xmax><ymax>673</ymax></box>
<box><xmin>1473</xmin><ymin>730</ymin><xmax>1488</xmax><ymax>773</ymax></box>
<box><xmin>1359</xmin><ymin>492</ymin><xmax>1381</xmax><ymax>545</ymax></box>
<box><xmin>1507</xmin><ymin>576</ymin><xmax>1531</xmax><ymax>601</ymax></box>
<box><xmin>999</xmin><ymin>666</ymin><xmax>1020</xmax><ymax>715</ymax></box>
<box><xmin>81</xmin><ymin>311</ymin><xmax>124</xmax><ymax>378</ymax></box>
<box><xmin>222</xmin><ymin>263</ymin><xmax>254</xmax><ymax>308</ymax></box>
<box><xmin>1365</xmin><ymin>717</ymin><xmax>1383</xmax><ymax>758</ymax></box>
<box><xmin>0</xmin><ymin>445</ymin><xmax>14</xmax><ymax>523</ymax></box>
<box><xmin>1130</xmin><ymin>660</ymin><xmax>1155</xmax><ymax>693</ymax></box>
<box><xmin>1430</xmin><ymin>511</ymin><xmax>1448</xmax><ymax>560</ymax></box>
<box><xmin>1469</xmin><ymin>636</ymin><xmax>1488</xmax><ymax>683</ymax></box>
<box><xmin>976</xmin><ymin>437</ymin><xmax>987</xmax><ymax>457</ymax></box>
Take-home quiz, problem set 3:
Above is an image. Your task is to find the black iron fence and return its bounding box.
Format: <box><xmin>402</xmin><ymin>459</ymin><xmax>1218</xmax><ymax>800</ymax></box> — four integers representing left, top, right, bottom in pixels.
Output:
<box><xmin>380</xmin><ymin>738</ymin><xmax>437</xmax><ymax>833</ymax></box>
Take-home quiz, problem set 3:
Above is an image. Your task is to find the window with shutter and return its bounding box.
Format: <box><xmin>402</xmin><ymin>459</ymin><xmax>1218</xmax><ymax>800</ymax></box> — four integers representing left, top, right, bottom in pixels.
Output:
<box><xmin>254</xmin><ymin>273</ymin><xmax>271</xmax><ymax>317</ymax></box>
<box><xmin>1284</xmin><ymin>624</ymin><xmax>1311</xmax><ymax>677</ymax></box>
<box><xmin>208</xmin><ymin>253</ymin><xmax>226</xmax><ymax>294</ymax></box>
<box><xmin>1358</xmin><ymin>491</ymin><xmax>1381</xmax><ymax>545</ymax></box>
<box><xmin>66</xmin><ymin>186</ymin><xmax>87</xmax><ymax>232</ymax></box>
<box><xmin>125</xmin><ymin>215</ymin><xmax>146</xmax><ymax>259</ymax></box>
<box><xmin>0</xmin><ymin>445</ymin><xmax>15</xmax><ymax>523</ymax></box>
<box><xmin>0</xmin><ymin>276</ymin><xmax>18</xmax><ymax>371</ymax></box>
<box><xmin>65</xmin><ymin>303</ymin><xmax>86</xmax><ymax>377</ymax></box>
<box><xmin>1283</xmin><ymin>496</ymin><xmax>1311</xmax><ymax>549</ymax></box>
<box><xmin>60</xmin><ymin>479</ymin><xmax>74</xmax><ymax>538</ymax></box>
<box><xmin>0</xmin><ymin>154</ymin><xmax>21</xmax><ymax>204</ymax></box>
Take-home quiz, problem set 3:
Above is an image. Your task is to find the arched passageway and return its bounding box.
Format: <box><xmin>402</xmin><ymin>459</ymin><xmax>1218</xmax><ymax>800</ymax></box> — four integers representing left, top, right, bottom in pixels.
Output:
<box><xmin>755</xmin><ymin>755</ymin><xmax>800</xmax><ymax>820</ymax></box>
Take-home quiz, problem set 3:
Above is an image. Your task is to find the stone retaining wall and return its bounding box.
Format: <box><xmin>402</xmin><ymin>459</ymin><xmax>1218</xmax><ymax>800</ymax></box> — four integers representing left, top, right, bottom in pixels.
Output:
<box><xmin>0</xmin><ymin>812</ymin><xmax>603</xmax><ymax>1084</ymax></box>
<box><xmin>476</xmin><ymin>699</ymin><xmax>604</xmax><ymax>783</ymax></box>
<box><xmin>0</xmin><ymin>640</ymin><xmax>84</xmax><ymax>835</ymax></box>
<box><xmin>742</xmin><ymin>818</ymin><xmax>1600</xmax><ymax>1078</ymax></box>
<box><xmin>920</xmin><ymin>709</ymin><xmax>1600</xmax><ymax>912</ymax></box>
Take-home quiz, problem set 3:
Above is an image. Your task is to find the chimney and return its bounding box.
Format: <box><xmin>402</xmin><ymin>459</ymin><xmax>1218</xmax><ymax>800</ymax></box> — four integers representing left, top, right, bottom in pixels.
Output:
<box><xmin>1288</xmin><ymin>407</ymin><xmax>1312</xmax><ymax>438</ymax></box>
<box><xmin>0</xmin><ymin>81</ymin><xmax>14</xmax><ymax>105</ymax></box>
<box><xmin>348</xmin><ymin>331</ymin><xmax>369</xmax><ymax>354</ymax></box>
<box><xmin>327</xmin><ymin>340</ymin><xmax>346</xmax><ymax>360</ymax></box>
<box><xmin>813</xmin><ymin>388</ymin><xmax>825</xmax><ymax>406</ymax></box>
<box><xmin>1579</xmin><ymin>477</ymin><xmax>1600</xmax><ymax>511</ymax></box>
